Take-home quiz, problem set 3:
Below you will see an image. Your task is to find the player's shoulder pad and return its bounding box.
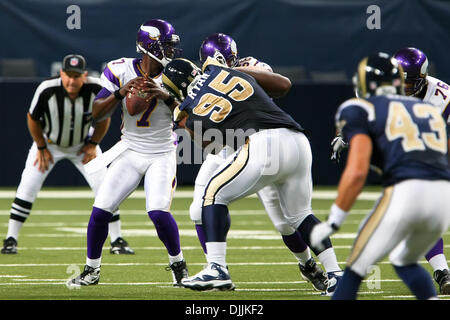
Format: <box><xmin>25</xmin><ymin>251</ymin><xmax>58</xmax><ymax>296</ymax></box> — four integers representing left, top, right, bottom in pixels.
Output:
<box><xmin>201</xmin><ymin>56</ymin><xmax>226</xmax><ymax>72</ymax></box>
<box><xmin>238</xmin><ymin>56</ymin><xmax>273</xmax><ymax>72</ymax></box>
<box><xmin>105</xmin><ymin>58</ymin><xmax>134</xmax><ymax>74</ymax></box>
<box><xmin>102</xmin><ymin>57</ymin><xmax>132</xmax><ymax>88</ymax></box>
<box><xmin>426</xmin><ymin>75</ymin><xmax>446</xmax><ymax>87</ymax></box>
<box><xmin>335</xmin><ymin>97</ymin><xmax>376</xmax><ymax>123</ymax></box>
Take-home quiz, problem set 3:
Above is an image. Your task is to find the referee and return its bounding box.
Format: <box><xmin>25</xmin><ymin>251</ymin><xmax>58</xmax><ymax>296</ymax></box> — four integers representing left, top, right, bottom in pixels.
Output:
<box><xmin>1</xmin><ymin>54</ymin><xmax>134</xmax><ymax>255</ymax></box>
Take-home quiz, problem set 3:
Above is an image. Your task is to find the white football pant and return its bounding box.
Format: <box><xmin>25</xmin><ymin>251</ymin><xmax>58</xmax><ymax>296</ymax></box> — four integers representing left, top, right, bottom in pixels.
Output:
<box><xmin>93</xmin><ymin>149</ymin><xmax>177</xmax><ymax>213</ymax></box>
<box><xmin>347</xmin><ymin>179</ymin><xmax>450</xmax><ymax>277</ymax></box>
<box><xmin>199</xmin><ymin>128</ymin><xmax>314</xmax><ymax>231</ymax></box>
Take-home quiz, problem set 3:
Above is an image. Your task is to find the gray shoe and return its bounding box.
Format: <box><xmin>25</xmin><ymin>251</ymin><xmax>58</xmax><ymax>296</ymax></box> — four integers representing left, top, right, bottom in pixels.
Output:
<box><xmin>66</xmin><ymin>265</ymin><xmax>100</xmax><ymax>288</ymax></box>
<box><xmin>181</xmin><ymin>262</ymin><xmax>235</xmax><ymax>291</ymax></box>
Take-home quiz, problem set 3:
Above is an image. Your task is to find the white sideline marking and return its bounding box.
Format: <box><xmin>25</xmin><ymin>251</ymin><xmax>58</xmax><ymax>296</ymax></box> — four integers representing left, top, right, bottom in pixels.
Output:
<box><xmin>0</xmin><ymin>190</ymin><xmax>380</xmax><ymax>200</ymax></box>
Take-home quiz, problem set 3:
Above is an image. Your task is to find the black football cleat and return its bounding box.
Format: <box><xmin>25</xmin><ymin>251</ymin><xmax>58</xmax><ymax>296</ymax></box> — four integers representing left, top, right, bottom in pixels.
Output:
<box><xmin>1</xmin><ymin>237</ymin><xmax>18</xmax><ymax>254</ymax></box>
<box><xmin>299</xmin><ymin>257</ymin><xmax>328</xmax><ymax>291</ymax></box>
<box><xmin>434</xmin><ymin>269</ymin><xmax>450</xmax><ymax>295</ymax></box>
<box><xmin>110</xmin><ymin>237</ymin><xmax>135</xmax><ymax>254</ymax></box>
<box><xmin>167</xmin><ymin>260</ymin><xmax>189</xmax><ymax>287</ymax></box>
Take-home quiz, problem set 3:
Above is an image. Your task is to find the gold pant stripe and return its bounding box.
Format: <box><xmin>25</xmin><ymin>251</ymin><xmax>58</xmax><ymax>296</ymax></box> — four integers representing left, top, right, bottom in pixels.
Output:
<box><xmin>203</xmin><ymin>141</ymin><xmax>250</xmax><ymax>207</ymax></box>
<box><xmin>347</xmin><ymin>186</ymin><xmax>394</xmax><ymax>267</ymax></box>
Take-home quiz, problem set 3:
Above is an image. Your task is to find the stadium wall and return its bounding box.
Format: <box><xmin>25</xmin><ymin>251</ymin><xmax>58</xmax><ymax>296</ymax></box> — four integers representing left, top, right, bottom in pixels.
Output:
<box><xmin>0</xmin><ymin>0</ymin><xmax>449</xmax><ymax>81</ymax></box>
<box><xmin>1</xmin><ymin>0</ymin><xmax>449</xmax><ymax>186</ymax></box>
<box><xmin>1</xmin><ymin>80</ymin><xmax>358</xmax><ymax>186</ymax></box>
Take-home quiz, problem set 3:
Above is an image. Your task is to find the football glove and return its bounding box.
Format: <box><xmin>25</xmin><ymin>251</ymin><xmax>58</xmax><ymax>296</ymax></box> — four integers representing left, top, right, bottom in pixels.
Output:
<box><xmin>330</xmin><ymin>135</ymin><xmax>348</xmax><ymax>163</ymax></box>
<box><xmin>310</xmin><ymin>222</ymin><xmax>337</xmax><ymax>252</ymax></box>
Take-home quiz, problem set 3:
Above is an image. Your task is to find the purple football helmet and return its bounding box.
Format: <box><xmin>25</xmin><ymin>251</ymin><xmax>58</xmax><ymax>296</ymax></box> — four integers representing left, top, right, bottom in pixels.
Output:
<box><xmin>394</xmin><ymin>47</ymin><xmax>428</xmax><ymax>96</ymax></box>
<box><xmin>199</xmin><ymin>33</ymin><xmax>238</xmax><ymax>67</ymax></box>
<box><xmin>136</xmin><ymin>19</ymin><xmax>181</xmax><ymax>67</ymax></box>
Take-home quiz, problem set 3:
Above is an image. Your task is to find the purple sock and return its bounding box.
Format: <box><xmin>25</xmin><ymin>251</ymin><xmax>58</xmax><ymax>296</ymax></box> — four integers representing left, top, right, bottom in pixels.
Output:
<box><xmin>87</xmin><ymin>207</ymin><xmax>113</xmax><ymax>259</ymax></box>
<box><xmin>148</xmin><ymin>210</ymin><xmax>181</xmax><ymax>256</ymax></box>
<box><xmin>282</xmin><ymin>230</ymin><xmax>308</xmax><ymax>253</ymax></box>
<box><xmin>195</xmin><ymin>224</ymin><xmax>207</xmax><ymax>254</ymax></box>
<box><xmin>425</xmin><ymin>238</ymin><xmax>444</xmax><ymax>261</ymax></box>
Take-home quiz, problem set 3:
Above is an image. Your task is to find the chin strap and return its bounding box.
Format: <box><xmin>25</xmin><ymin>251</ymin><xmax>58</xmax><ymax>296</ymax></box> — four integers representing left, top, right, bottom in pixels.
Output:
<box><xmin>413</xmin><ymin>79</ymin><xmax>427</xmax><ymax>97</ymax></box>
<box><xmin>136</xmin><ymin>43</ymin><xmax>171</xmax><ymax>67</ymax></box>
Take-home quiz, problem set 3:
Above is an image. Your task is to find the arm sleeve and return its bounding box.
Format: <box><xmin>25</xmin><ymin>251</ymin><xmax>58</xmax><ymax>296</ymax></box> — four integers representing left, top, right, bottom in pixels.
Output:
<box><xmin>336</xmin><ymin>104</ymin><xmax>371</xmax><ymax>142</ymax></box>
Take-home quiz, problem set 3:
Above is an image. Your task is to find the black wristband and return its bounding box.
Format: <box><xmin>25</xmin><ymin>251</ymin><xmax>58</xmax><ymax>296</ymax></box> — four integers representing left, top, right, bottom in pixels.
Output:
<box><xmin>37</xmin><ymin>145</ymin><xmax>47</xmax><ymax>150</ymax></box>
<box><xmin>88</xmin><ymin>140</ymin><xmax>98</xmax><ymax>145</ymax></box>
<box><xmin>164</xmin><ymin>95</ymin><xmax>175</xmax><ymax>106</ymax></box>
<box><xmin>330</xmin><ymin>223</ymin><xmax>340</xmax><ymax>231</ymax></box>
<box><xmin>114</xmin><ymin>89</ymin><xmax>125</xmax><ymax>100</ymax></box>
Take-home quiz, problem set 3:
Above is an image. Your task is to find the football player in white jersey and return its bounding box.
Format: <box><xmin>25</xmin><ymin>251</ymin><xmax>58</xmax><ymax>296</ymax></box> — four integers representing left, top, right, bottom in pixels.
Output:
<box><xmin>67</xmin><ymin>19</ymin><xmax>188</xmax><ymax>288</ymax></box>
<box><xmin>394</xmin><ymin>47</ymin><xmax>450</xmax><ymax>294</ymax></box>
<box><xmin>178</xmin><ymin>33</ymin><xmax>344</xmax><ymax>294</ymax></box>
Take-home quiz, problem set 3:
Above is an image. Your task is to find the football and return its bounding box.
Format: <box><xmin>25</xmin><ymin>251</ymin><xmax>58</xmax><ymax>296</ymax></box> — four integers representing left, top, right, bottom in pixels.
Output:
<box><xmin>126</xmin><ymin>89</ymin><xmax>150</xmax><ymax>116</ymax></box>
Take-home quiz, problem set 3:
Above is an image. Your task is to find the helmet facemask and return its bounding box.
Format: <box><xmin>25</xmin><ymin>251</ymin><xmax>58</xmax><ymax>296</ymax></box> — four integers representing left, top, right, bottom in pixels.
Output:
<box><xmin>137</xmin><ymin>34</ymin><xmax>182</xmax><ymax>67</ymax></box>
<box><xmin>404</xmin><ymin>75</ymin><xmax>427</xmax><ymax>96</ymax></box>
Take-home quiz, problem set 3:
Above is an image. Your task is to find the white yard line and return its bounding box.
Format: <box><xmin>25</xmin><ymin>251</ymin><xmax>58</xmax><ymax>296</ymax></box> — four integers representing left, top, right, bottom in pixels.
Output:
<box><xmin>10</xmin><ymin>244</ymin><xmax>450</xmax><ymax>251</ymax></box>
<box><xmin>0</xmin><ymin>260</ymin><xmax>443</xmax><ymax>267</ymax></box>
<box><xmin>0</xmin><ymin>190</ymin><xmax>381</xmax><ymax>201</ymax></box>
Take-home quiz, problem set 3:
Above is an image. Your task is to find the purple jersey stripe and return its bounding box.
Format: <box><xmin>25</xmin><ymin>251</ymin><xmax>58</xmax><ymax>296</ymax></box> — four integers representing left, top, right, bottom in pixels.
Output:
<box><xmin>95</xmin><ymin>87</ymin><xmax>112</xmax><ymax>100</ymax></box>
<box><xmin>133</xmin><ymin>58</ymin><xmax>143</xmax><ymax>77</ymax></box>
<box><xmin>442</xmin><ymin>100</ymin><xmax>450</xmax><ymax>122</ymax></box>
<box><xmin>103</xmin><ymin>65</ymin><xmax>121</xmax><ymax>88</ymax></box>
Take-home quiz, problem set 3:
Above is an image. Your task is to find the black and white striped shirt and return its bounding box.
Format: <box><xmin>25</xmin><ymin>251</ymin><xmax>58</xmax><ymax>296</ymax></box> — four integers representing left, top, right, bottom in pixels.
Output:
<box><xmin>29</xmin><ymin>76</ymin><xmax>102</xmax><ymax>148</ymax></box>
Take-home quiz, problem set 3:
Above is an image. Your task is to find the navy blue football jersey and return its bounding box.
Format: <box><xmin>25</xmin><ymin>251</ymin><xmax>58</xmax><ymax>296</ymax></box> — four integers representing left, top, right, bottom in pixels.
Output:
<box><xmin>336</xmin><ymin>94</ymin><xmax>450</xmax><ymax>186</ymax></box>
<box><xmin>179</xmin><ymin>58</ymin><xmax>304</xmax><ymax>137</ymax></box>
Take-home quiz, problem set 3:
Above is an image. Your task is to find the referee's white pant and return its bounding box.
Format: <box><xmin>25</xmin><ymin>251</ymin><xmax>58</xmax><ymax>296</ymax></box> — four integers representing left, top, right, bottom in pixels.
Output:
<box><xmin>16</xmin><ymin>142</ymin><xmax>106</xmax><ymax>203</ymax></box>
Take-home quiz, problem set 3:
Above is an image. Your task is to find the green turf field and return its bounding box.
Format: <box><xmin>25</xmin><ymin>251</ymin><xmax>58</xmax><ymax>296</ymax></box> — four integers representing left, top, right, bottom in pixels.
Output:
<box><xmin>0</xmin><ymin>186</ymin><xmax>448</xmax><ymax>300</ymax></box>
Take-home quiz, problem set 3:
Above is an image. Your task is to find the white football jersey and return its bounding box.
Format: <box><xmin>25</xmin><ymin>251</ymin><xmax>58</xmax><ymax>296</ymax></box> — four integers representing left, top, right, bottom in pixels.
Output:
<box><xmin>237</xmin><ymin>56</ymin><xmax>273</xmax><ymax>72</ymax></box>
<box><xmin>101</xmin><ymin>57</ymin><xmax>176</xmax><ymax>153</ymax></box>
<box><xmin>423</xmin><ymin>76</ymin><xmax>450</xmax><ymax>123</ymax></box>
